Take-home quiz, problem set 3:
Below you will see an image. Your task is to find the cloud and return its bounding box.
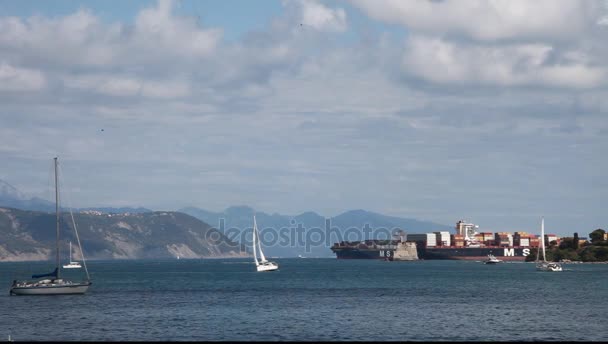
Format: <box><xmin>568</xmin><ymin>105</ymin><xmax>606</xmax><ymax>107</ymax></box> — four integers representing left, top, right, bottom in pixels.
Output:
<box><xmin>351</xmin><ymin>0</ymin><xmax>604</xmax><ymax>41</ymax></box>
<box><xmin>0</xmin><ymin>0</ymin><xmax>221</xmax><ymax>69</ymax></box>
<box><xmin>133</xmin><ymin>0</ymin><xmax>222</xmax><ymax>59</ymax></box>
<box><xmin>62</xmin><ymin>74</ymin><xmax>191</xmax><ymax>99</ymax></box>
<box><xmin>296</xmin><ymin>0</ymin><xmax>347</xmax><ymax>32</ymax></box>
<box><xmin>0</xmin><ymin>62</ymin><xmax>46</xmax><ymax>91</ymax></box>
<box><xmin>0</xmin><ymin>0</ymin><xmax>606</xmax><ymax>235</ymax></box>
<box><xmin>351</xmin><ymin>0</ymin><xmax>608</xmax><ymax>88</ymax></box>
<box><xmin>402</xmin><ymin>35</ymin><xmax>607</xmax><ymax>88</ymax></box>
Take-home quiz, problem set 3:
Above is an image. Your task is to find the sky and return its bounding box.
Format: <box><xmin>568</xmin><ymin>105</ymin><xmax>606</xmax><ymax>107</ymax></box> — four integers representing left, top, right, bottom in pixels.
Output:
<box><xmin>1</xmin><ymin>0</ymin><xmax>607</xmax><ymax>236</ymax></box>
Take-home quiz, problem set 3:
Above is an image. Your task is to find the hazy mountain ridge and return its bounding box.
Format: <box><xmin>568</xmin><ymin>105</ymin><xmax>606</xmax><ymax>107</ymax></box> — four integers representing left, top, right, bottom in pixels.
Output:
<box><xmin>0</xmin><ymin>207</ymin><xmax>248</xmax><ymax>262</ymax></box>
<box><xmin>0</xmin><ymin>179</ymin><xmax>151</xmax><ymax>214</ymax></box>
<box><xmin>0</xmin><ymin>179</ymin><xmax>454</xmax><ymax>259</ymax></box>
<box><xmin>179</xmin><ymin>206</ymin><xmax>454</xmax><ymax>257</ymax></box>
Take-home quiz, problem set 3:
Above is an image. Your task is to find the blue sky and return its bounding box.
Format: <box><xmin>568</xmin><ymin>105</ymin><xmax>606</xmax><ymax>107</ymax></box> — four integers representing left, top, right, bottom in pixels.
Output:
<box><xmin>0</xmin><ymin>0</ymin><xmax>284</xmax><ymax>38</ymax></box>
<box><xmin>1</xmin><ymin>0</ymin><xmax>607</xmax><ymax>236</ymax></box>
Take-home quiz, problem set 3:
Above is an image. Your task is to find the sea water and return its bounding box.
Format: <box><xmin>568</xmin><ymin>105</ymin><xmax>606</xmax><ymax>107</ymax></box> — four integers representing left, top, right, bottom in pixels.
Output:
<box><xmin>1</xmin><ymin>259</ymin><xmax>606</xmax><ymax>341</ymax></box>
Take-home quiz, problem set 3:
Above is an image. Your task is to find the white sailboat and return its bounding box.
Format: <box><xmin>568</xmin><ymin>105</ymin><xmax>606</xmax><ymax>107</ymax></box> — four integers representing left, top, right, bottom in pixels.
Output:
<box><xmin>536</xmin><ymin>217</ymin><xmax>562</xmax><ymax>272</ymax></box>
<box><xmin>63</xmin><ymin>241</ymin><xmax>82</xmax><ymax>269</ymax></box>
<box><xmin>252</xmin><ymin>215</ymin><xmax>278</xmax><ymax>272</ymax></box>
<box><xmin>10</xmin><ymin>157</ymin><xmax>92</xmax><ymax>295</ymax></box>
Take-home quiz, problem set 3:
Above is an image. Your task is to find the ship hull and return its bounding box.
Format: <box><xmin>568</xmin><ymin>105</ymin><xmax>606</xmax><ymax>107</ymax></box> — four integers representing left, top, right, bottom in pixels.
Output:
<box><xmin>420</xmin><ymin>247</ymin><xmax>530</xmax><ymax>261</ymax></box>
<box><xmin>332</xmin><ymin>245</ymin><xmax>531</xmax><ymax>261</ymax></box>
<box><xmin>331</xmin><ymin>248</ymin><xmax>395</xmax><ymax>260</ymax></box>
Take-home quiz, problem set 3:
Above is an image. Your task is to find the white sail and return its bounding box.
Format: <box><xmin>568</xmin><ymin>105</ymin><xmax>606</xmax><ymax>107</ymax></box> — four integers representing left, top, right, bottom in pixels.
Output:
<box><xmin>536</xmin><ymin>216</ymin><xmax>562</xmax><ymax>272</ymax></box>
<box><xmin>541</xmin><ymin>217</ymin><xmax>546</xmax><ymax>262</ymax></box>
<box><xmin>252</xmin><ymin>216</ymin><xmax>259</xmax><ymax>266</ymax></box>
<box><xmin>251</xmin><ymin>215</ymin><xmax>279</xmax><ymax>272</ymax></box>
<box><xmin>256</xmin><ymin>218</ymin><xmax>268</xmax><ymax>263</ymax></box>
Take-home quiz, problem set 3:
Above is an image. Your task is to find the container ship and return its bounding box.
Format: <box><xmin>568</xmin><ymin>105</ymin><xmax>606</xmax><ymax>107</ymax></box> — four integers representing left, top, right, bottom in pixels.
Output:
<box><xmin>331</xmin><ymin>220</ymin><xmax>543</xmax><ymax>261</ymax></box>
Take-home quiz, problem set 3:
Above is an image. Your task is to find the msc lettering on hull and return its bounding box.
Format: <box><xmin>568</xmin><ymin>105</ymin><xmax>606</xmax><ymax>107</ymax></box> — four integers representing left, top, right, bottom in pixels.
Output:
<box><xmin>379</xmin><ymin>250</ymin><xmax>392</xmax><ymax>258</ymax></box>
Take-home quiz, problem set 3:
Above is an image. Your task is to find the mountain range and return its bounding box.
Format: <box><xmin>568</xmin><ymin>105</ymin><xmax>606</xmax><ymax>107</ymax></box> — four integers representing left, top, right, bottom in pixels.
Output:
<box><xmin>0</xmin><ymin>178</ymin><xmax>151</xmax><ymax>214</ymax></box>
<box><xmin>0</xmin><ymin>207</ymin><xmax>247</xmax><ymax>261</ymax></box>
<box><xmin>178</xmin><ymin>206</ymin><xmax>453</xmax><ymax>258</ymax></box>
<box><xmin>0</xmin><ymin>178</ymin><xmax>454</xmax><ymax>259</ymax></box>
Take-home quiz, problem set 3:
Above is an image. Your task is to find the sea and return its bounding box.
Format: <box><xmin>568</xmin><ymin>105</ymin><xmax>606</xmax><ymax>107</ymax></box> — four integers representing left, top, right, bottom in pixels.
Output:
<box><xmin>1</xmin><ymin>258</ymin><xmax>607</xmax><ymax>341</ymax></box>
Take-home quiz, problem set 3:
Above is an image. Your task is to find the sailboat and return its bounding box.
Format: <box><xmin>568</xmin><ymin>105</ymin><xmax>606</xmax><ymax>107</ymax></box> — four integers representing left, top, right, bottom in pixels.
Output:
<box><xmin>252</xmin><ymin>215</ymin><xmax>278</xmax><ymax>272</ymax></box>
<box><xmin>63</xmin><ymin>241</ymin><xmax>82</xmax><ymax>269</ymax></box>
<box><xmin>10</xmin><ymin>157</ymin><xmax>92</xmax><ymax>295</ymax></box>
<box><xmin>536</xmin><ymin>217</ymin><xmax>563</xmax><ymax>272</ymax></box>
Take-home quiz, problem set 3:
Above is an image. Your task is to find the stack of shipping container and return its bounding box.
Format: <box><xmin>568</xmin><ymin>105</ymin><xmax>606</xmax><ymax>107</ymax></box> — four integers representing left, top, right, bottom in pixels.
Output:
<box><xmin>433</xmin><ymin>231</ymin><xmax>451</xmax><ymax>247</ymax></box>
<box><xmin>450</xmin><ymin>234</ymin><xmax>464</xmax><ymax>247</ymax></box>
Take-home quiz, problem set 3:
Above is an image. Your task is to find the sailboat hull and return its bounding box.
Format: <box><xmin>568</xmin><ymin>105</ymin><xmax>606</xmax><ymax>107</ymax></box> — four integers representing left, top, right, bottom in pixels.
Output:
<box><xmin>10</xmin><ymin>282</ymin><xmax>90</xmax><ymax>295</ymax></box>
<box><xmin>256</xmin><ymin>264</ymin><xmax>279</xmax><ymax>272</ymax></box>
<box><xmin>536</xmin><ymin>262</ymin><xmax>563</xmax><ymax>272</ymax></box>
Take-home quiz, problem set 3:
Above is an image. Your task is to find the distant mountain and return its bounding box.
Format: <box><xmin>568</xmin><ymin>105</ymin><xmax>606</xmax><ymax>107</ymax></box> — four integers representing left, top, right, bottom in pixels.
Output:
<box><xmin>76</xmin><ymin>207</ymin><xmax>153</xmax><ymax>214</ymax></box>
<box><xmin>0</xmin><ymin>207</ymin><xmax>248</xmax><ymax>262</ymax></box>
<box><xmin>0</xmin><ymin>178</ymin><xmax>151</xmax><ymax>214</ymax></box>
<box><xmin>179</xmin><ymin>206</ymin><xmax>453</xmax><ymax>258</ymax></box>
<box><xmin>1</xmin><ymin>179</ymin><xmax>454</xmax><ymax>259</ymax></box>
<box><xmin>0</xmin><ymin>179</ymin><xmax>55</xmax><ymax>212</ymax></box>
<box><xmin>0</xmin><ymin>179</ymin><xmax>27</xmax><ymax>200</ymax></box>
<box><xmin>331</xmin><ymin>209</ymin><xmax>451</xmax><ymax>234</ymax></box>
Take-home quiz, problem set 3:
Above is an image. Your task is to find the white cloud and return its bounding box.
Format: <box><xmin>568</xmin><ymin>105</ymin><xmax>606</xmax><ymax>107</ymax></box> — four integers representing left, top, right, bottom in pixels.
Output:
<box><xmin>0</xmin><ymin>0</ymin><xmax>221</xmax><ymax>69</ymax></box>
<box><xmin>297</xmin><ymin>0</ymin><xmax>347</xmax><ymax>32</ymax></box>
<box><xmin>598</xmin><ymin>0</ymin><xmax>608</xmax><ymax>25</ymax></box>
<box><xmin>97</xmin><ymin>77</ymin><xmax>142</xmax><ymax>97</ymax></box>
<box><xmin>0</xmin><ymin>10</ymin><xmax>120</xmax><ymax>67</ymax></box>
<box><xmin>351</xmin><ymin>0</ymin><xmax>603</xmax><ymax>41</ymax></box>
<box><xmin>62</xmin><ymin>73</ymin><xmax>192</xmax><ymax>99</ymax></box>
<box><xmin>402</xmin><ymin>35</ymin><xmax>607</xmax><ymax>88</ymax></box>
<box><xmin>63</xmin><ymin>74</ymin><xmax>140</xmax><ymax>96</ymax></box>
<box><xmin>0</xmin><ymin>62</ymin><xmax>46</xmax><ymax>91</ymax></box>
<box><xmin>141</xmin><ymin>80</ymin><xmax>191</xmax><ymax>99</ymax></box>
<box><xmin>0</xmin><ymin>0</ymin><xmax>606</xmax><ymax>235</ymax></box>
<box><xmin>133</xmin><ymin>0</ymin><xmax>222</xmax><ymax>58</ymax></box>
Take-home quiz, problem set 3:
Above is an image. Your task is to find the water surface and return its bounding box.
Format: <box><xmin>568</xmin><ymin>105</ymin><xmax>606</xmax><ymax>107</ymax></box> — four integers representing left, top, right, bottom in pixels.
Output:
<box><xmin>1</xmin><ymin>259</ymin><xmax>606</xmax><ymax>341</ymax></box>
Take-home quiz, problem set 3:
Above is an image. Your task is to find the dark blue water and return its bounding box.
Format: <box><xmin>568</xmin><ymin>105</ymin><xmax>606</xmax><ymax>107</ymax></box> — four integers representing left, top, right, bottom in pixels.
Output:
<box><xmin>1</xmin><ymin>259</ymin><xmax>606</xmax><ymax>341</ymax></box>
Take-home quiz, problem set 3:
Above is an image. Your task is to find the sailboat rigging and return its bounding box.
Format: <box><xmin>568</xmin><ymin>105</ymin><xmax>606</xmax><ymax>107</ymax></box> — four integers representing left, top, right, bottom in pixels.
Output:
<box><xmin>9</xmin><ymin>157</ymin><xmax>92</xmax><ymax>295</ymax></box>
<box><xmin>535</xmin><ymin>217</ymin><xmax>562</xmax><ymax>272</ymax></box>
<box><xmin>252</xmin><ymin>215</ymin><xmax>278</xmax><ymax>272</ymax></box>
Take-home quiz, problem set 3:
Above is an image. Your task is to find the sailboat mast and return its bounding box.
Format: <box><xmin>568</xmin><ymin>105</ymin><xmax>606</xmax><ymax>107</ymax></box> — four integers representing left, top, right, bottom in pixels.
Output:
<box><xmin>54</xmin><ymin>157</ymin><xmax>60</xmax><ymax>279</ymax></box>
